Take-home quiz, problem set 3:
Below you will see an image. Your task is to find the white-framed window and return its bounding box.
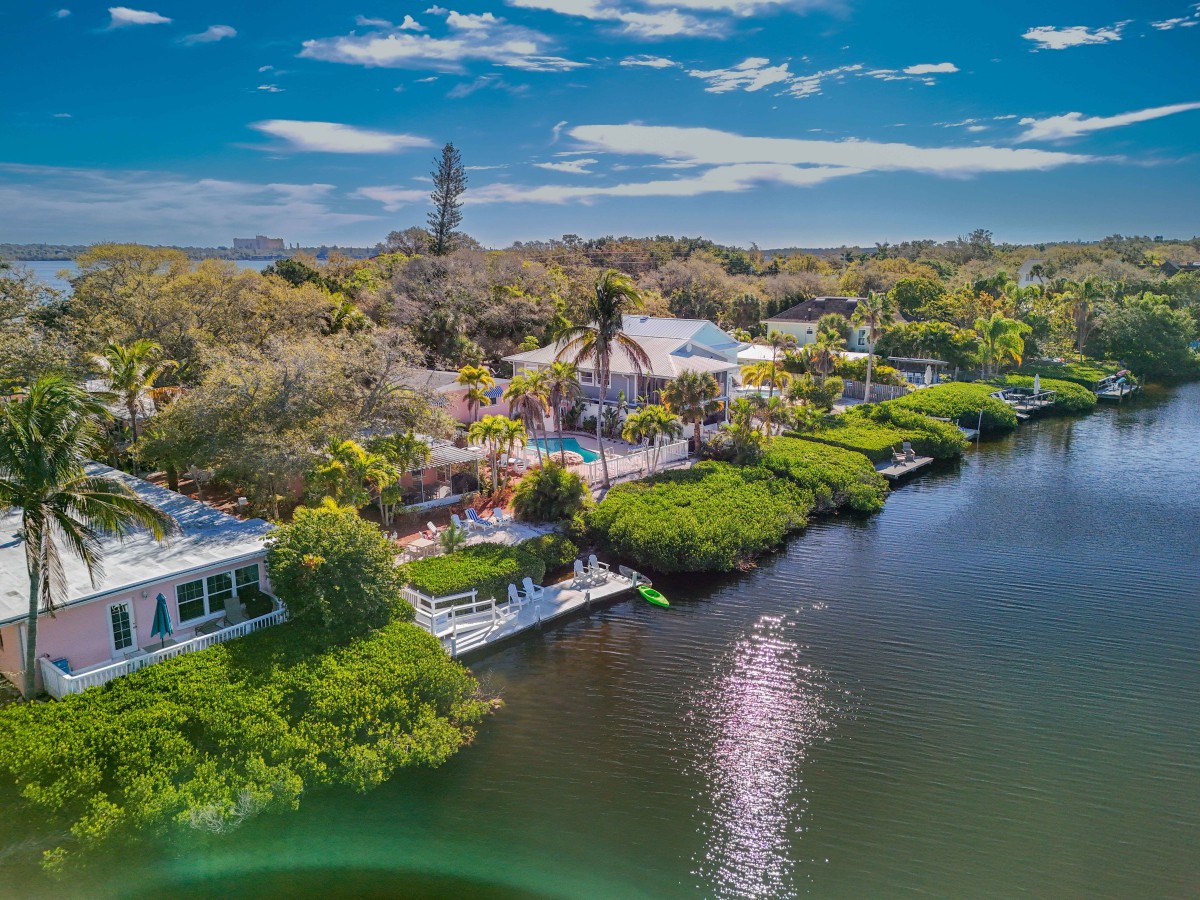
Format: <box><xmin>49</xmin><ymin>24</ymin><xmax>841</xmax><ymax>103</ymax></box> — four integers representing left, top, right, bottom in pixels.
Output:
<box><xmin>108</xmin><ymin>600</ymin><xmax>136</xmax><ymax>656</ymax></box>
<box><xmin>858</xmin><ymin>333</ymin><xmax>866</xmax><ymax>345</ymax></box>
<box><xmin>235</xmin><ymin>564</ymin><xmax>260</xmax><ymax>593</ymax></box>
<box><xmin>579</xmin><ymin>370</ymin><xmax>595</xmax><ymax>386</ymax></box>
<box><xmin>806</xmin><ymin>328</ymin><xmax>814</xmax><ymax>335</ymax></box>
<box><xmin>177</xmin><ymin>564</ymin><xmax>260</xmax><ymax>623</ymax></box>
<box><xmin>176</xmin><ymin>579</ymin><xmax>207</xmax><ymax>622</ymax></box>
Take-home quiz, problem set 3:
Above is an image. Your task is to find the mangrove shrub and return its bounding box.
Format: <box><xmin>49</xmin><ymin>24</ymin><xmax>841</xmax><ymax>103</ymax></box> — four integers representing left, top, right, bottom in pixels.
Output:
<box><xmin>760</xmin><ymin>437</ymin><xmax>888</xmax><ymax>514</ymax></box>
<box><xmin>396</xmin><ymin>542</ymin><xmax>546</xmax><ymax>600</ymax></box>
<box><xmin>886</xmin><ymin>382</ymin><xmax>1018</xmax><ymax>431</ymax></box>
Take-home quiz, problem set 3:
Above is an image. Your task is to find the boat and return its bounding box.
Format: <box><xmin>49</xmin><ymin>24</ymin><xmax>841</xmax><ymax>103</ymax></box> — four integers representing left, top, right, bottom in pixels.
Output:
<box><xmin>637</xmin><ymin>585</ymin><xmax>669</xmax><ymax>608</ymax></box>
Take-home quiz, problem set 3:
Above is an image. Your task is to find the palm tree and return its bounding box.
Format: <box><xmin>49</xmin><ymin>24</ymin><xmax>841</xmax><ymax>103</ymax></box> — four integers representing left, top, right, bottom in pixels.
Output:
<box><xmin>309</xmin><ymin>439</ymin><xmax>397</xmax><ymax>513</ymax></box>
<box><xmin>456</xmin><ymin>364</ymin><xmax>495</xmax><ymax>423</ymax></box>
<box><xmin>810</xmin><ymin>328</ymin><xmax>845</xmax><ymax>382</ymax></box>
<box><xmin>0</xmin><ymin>376</ymin><xmax>177</xmax><ymax>697</ymax></box>
<box><xmin>974</xmin><ymin>313</ymin><xmax>1031</xmax><ymax>376</ymax></box>
<box><xmin>497</xmin><ymin>417</ymin><xmax>528</xmax><ymax>490</ymax></box>
<box><xmin>556</xmin><ymin>269</ymin><xmax>652</xmax><ymax>488</ymax></box>
<box><xmin>88</xmin><ymin>338</ymin><xmax>177</xmax><ymax>445</ymax></box>
<box><xmin>621</xmin><ymin>405</ymin><xmax>683</xmax><ymax>473</ymax></box>
<box><xmin>721</xmin><ymin>398</ymin><xmax>765</xmax><ymax>465</ymax></box>
<box><xmin>851</xmin><ymin>291</ymin><xmax>894</xmax><ymax>404</ymax></box>
<box><xmin>468</xmin><ymin>414</ymin><xmax>508</xmax><ymax>494</ymax></box>
<box><xmin>542</xmin><ymin>360</ymin><xmax>582</xmax><ymax>465</ymax></box>
<box><xmin>757</xmin><ymin>395</ymin><xmax>789</xmax><ymax>437</ymax></box>
<box><xmin>504</xmin><ymin>371</ymin><xmax>550</xmax><ymax>467</ymax></box>
<box><xmin>1065</xmin><ymin>278</ymin><xmax>1104</xmax><ymax>361</ymax></box>
<box><xmin>755</xmin><ymin>330</ymin><xmax>798</xmax><ymax>367</ymax></box>
<box><xmin>662</xmin><ymin>370</ymin><xmax>723</xmax><ymax>455</ymax></box>
<box><xmin>740</xmin><ymin>360</ymin><xmax>792</xmax><ymax>399</ymax></box>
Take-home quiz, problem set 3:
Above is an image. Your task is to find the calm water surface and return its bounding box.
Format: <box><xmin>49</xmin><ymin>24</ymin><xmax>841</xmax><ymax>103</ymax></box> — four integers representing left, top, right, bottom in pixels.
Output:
<box><xmin>10</xmin><ymin>259</ymin><xmax>272</xmax><ymax>293</ymax></box>
<box><xmin>5</xmin><ymin>385</ymin><xmax>1199</xmax><ymax>898</ymax></box>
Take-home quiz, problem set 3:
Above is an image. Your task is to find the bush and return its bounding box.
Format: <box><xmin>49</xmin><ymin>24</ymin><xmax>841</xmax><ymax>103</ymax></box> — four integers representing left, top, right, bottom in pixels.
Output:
<box><xmin>512</xmin><ymin>463</ymin><xmax>591</xmax><ymax>522</ymax></box>
<box><xmin>796</xmin><ymin>405</ymin><xmax>966</xmax><ymax>462</ymax></box>
<box><xmin>837</xmin><ymin>358</ymin><xmax>906</xmax><ymax>386</ymax></box>
<box><xmin>760</xmin><ymin>437</ymin><xmax>888</xmax><ymax>514</ymax></box>
<box><xmin>266</xmin><ymin>499</ymin><xmax>411</xmax><ymax>636</ymax></box>
<box><xmin>0</xmin><ymin>621</ymin><xmax>487</xmax><ymax>870</ymax></box>
<box><xmin>886</xmin><ymin>382</ymin><xmax>1018</xmax><ymax>431</ymax></box>
<box><xmin>587</xmin><ymin>461</ymin><xmax>812</xmax><ymax>573</ymax></box>
<box><xmin>1001</xmin><ymin>375</ymin><xmax>1097</xmax><ymax>413</ymax></box>
<box><xmin>396</xmin><ymin>542</ymin><xmax>545</xmax><ymax>601</ymax></box>
<box><xmin>520</xmin><ymin>533</ymin><xmax>579</xmax><ymax>574</ymax></box>
<box><xmin>1016</xmin><ymin>359</ymin><xmax>1121</xmax><ymax>389</ymax></box>
<box><xmin>238</xmin><ymin>585</ymin><xmax>274</xmax><ymax>619</ymax></box>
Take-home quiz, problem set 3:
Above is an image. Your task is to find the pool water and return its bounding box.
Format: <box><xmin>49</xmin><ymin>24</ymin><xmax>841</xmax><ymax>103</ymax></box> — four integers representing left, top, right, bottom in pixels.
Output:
<box><xmin>534</xmin><ymin>437</ymin><xmax>600</xmax><ymax>462</ymax></box>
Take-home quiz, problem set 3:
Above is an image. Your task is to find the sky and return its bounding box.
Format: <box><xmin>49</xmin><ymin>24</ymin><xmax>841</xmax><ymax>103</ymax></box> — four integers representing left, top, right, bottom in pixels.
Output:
<box><xmin>2</xmin><ymin>1</ymin><xmax>1199</xmax><ymax>248</ymax></box>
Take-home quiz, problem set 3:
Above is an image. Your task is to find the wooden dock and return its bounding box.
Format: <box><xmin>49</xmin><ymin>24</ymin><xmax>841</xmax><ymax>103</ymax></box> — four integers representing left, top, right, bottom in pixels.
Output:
<box><xmin>1096</xmin><ymin>381</ymin><xmax>1140</xmax><ymax>402</ymax></box>
<box><xmin>875</xmin><ymin>456</ymin><xmax>935</xmax><ymax>480</ymax></box>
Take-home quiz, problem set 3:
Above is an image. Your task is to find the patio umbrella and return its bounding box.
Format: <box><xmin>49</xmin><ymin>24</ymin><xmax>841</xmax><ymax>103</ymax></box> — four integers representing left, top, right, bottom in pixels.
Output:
<box><xmin>1033</xmin><ymin>373</ymin><xmax>1041</xmax><ymax>395</ymax></box>
<box><xmin>150</xmin><ymin>592</ymin><xmax>173</xmax><ymax>649</ymax></box>
<box><xmin>924</xmin><ymin>364</ymin><xmax>934</xmax><ymax>385</ymax></box>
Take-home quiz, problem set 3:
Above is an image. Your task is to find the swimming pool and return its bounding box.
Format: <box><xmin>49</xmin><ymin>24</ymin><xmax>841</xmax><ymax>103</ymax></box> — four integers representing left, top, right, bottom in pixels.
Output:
<box><xmin>533</xmin><ymin>437</ymin><xmax>600</xmax><ymax>462</ymax></box>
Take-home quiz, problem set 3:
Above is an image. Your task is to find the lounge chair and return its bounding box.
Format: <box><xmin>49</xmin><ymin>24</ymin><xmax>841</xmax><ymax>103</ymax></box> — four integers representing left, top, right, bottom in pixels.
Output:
<box><xmin>891</xmin><ymin>446</ymin><xmax>907</xmax><ymax>465</ymax></box>
<box><xmin>492</xmin><ymin>509</ymin><xmax>510</xmax><ymax>526</ymax></box>
<box><xmin>466</xmin><ymin>508</ymin><xmax>493</xmax><ymax>529</ymax></box>
<box><xmin>507</xmin><ymin>583</ymin><xmax>527</xmax><ymax>608</ymax></box>
<box><xmin>451</xmin><ymin>513</ymin><xmax>476</xmax><ymax>533</ymax></box>
<box><xmin>425</xmin><ymin>521</ymin><xmax>440</xmax><ymax>539</ymax></box>
<box><xmin>902</xmin><ymin>441</ymin><xmax>916</xmax><ymax>463</ymax></box>
<box><xmin>587</xmin><ymin>554</ymin><xmax>611</xmax><ymax>581</ymax></box>
<box><xmin>572</xmin><ymin>559</ymin><xmax>594</xmax><ymax>587</ymax></box>
<box><xmin>522</xmin><ymin>576</ymin><xmax>545</xmax><ymax>602</ymax></box>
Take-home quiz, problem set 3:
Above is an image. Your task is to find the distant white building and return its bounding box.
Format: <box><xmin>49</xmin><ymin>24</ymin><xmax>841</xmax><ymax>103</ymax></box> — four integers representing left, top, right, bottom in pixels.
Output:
<box><xmin>1016</xmin><ymin>258</ymin><xmax>1046</xmax><ymax>288</ymax></box>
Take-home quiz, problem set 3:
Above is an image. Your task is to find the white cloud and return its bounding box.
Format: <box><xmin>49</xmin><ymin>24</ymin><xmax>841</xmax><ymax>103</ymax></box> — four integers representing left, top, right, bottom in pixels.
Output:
<box><xmin>250</xmin><ymin>120</ymin><xmax>434</xmax><ymax>153</ymax></box>
<box><xmin>416</xmin><ymin>75</ymin><xmax>439</xmax><ymax>82</ymax></box>
<box><xmin>620</xmin><ymin>54</ymin><xmax>678</xmax><ymax>68</ymax></box>
<box><xmin>0</xmin><ymin>163</ymin><xmax>373</xmax><ymax>244</ymax></box>
<box><xmin>107</xmin><ymin>6</ymin><xmax>171</xmax><ymax>27</ymax></box>
<box><xmin>507</xmin><ymin>0</ymin><xmax>716</xmax><ymax>38</ymax></box>
<box><xmin>1016</xmin><ymin>101</ymin><xmax>1200</xmax><ymax>142</ymax></box>
<box><xmin>52</xmin><ymin>112</ymin><xmax>72</xmax><ymax>118</ymax></box>
<box><xmin>534</xmin><ymin>157</ymin><xmax>599</xmax><ymax>174</ymax></box>
<box><xmin>903</xmin><ymin>62</ymin><xmax>958</xmax><ymax>75</ymax></box>
<box><xmin>1021</xmin><ymin>22</ymin><xmax>1128</xmax><ymax>50</ymax></box>
<box><xmin>688</xmin><ymin>57</ymin><xmax>792</xmax><ymax>93</ymax></box>
<box><xmin>782</xmin><ymin>63</ymin><xmax>861</xmax><ymax>97</ymax></box>
<box><xmin>351</xmin><ymin>185</ymin><xmax>429</xmax><ymax>211</ymax></box>
<box><xmin>300</xmin><ymin>9</ymin><xmax>584</xmax><ymax>72</ymax></box>
<box><xmin>183</xmin><ymin>24</ymin><xmax>237</xmax><ymax>44</ymax></box>
<box><xmin>55</xmin><ymin>9</ymin><xmax>71</xmax><ymax>18</ymax></box>
<box><xmin>399</xmin><ymin>14</ymin><xmax>427</xmax><ymax>30</ymax></box>
<box><xmin>446</xmin><ymin>74</ymin><xmax>527</xmax><ymax>97</ymax></box>
<box><xmin>258</xmin><ymin>64</ymin><xmax>274</xmax><ymax>72</ymax></box>
<box><xmin>1151</xmin><ymin>4</ymin><xmax>1200</xmax><ymax>29</ymax></box>
<box><xmin>356</xmin><ymin>15</ymin><xmax>393</xmax><ymax>27</ymax></box>
<box><xmin>257</xmin><ymin>84</ymin><xmax>284</xmax><ymax>92</ymax></box>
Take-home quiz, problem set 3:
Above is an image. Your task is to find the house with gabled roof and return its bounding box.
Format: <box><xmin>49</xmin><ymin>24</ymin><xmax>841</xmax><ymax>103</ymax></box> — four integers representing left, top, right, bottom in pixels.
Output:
<box><xmin>764</xmin><ymin>296</ymin><xmax>905</xmax><ymax>351</ymax></box>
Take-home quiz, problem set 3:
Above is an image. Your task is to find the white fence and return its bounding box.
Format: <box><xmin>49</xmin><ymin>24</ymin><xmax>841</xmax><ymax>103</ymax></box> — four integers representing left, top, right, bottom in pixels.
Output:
<box><xmin>841</xmin><ymin>380</ymin><xmax>911</xmax><ymax>402</ymax></box>
<box><xmin>402</xmin><ymin>586</ymin><xmax>506</xmax><ymax>655</ymax></box>
<box><xmin>39</xmin><ymin>607</ymin><xmax>288</xmax><ymax>699</ymax></box>
<box><xmin>572</xmin><ymin>440</ymin><xmax>689</xmax><ymax>485</ymax></box>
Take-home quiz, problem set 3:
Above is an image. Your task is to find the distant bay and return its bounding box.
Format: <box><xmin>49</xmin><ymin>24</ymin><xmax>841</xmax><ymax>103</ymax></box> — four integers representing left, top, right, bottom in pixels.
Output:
<box><xmin>10</xmin><ymin>259</ymin><xmax>274</xmax><ymax>294</ymax></box>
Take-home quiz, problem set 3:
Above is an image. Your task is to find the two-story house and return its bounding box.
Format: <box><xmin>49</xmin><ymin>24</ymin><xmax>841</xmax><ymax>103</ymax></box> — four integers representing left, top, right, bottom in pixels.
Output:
<box><xmin>764</xmin><ymin>296</ymin><xmax>905</xmax><ymax>351</ymax></box>
<box><xmin>503</xmin><ymin>316</ymin><xmax>740</xmax><ymax>425</ymax></box>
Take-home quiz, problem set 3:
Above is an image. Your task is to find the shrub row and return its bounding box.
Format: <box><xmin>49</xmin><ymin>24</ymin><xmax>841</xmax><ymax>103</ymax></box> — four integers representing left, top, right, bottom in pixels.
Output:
<box><xmin>520</xmin><ymin>533</ymin><xmax>580</xmax><ymax>575</ymax></box>
<box><xmin>759</xmin><ymin>437</ymin><xmax>889</xmax><ymax>514</ymax></box>
<box><xmin>587</xmin><ymin>461</ymin><xmax>812</xmax><ymax>573</ymax></box>
<box><xmin>0</xmin><ymin>622</ymin><xmax>487</xmax><ymax>870</ymax></box>
<box><xmin>1001</xmin><ymin>375</ymin><xmax>1097</xmax><ymax>413</ymax></box>
<box><xmin>885</xmin><ymin>382</ymin><xmax>1018</xmax><ymax>431</ymax></box>
<box><xmin>1016</xmin><ymin>359</ymin><xmax>1121</xmax><ymax>389</ymax></box>
<box><xmin>795</xmin><ymin>405</ymin><xmax>967</xmax><ymax>463</ymax></box>
<box><xmin>396</xmin><ymin>541</ymin><xmax>546</xmax><ymax>600</ymax></box>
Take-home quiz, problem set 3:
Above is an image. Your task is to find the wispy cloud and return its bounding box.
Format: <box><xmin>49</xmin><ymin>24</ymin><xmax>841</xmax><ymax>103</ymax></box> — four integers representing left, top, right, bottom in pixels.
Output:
<box><xmin>688</xmin><ymin>58</ymin><xmax>791</xmax><ymax>93</ymax></box>
<box><xmin>446</xmin><ymin>74</ymin><xmax>528</xmax><ymax>97</ymax></box>
<box><xmin>783</xmin><ymin>63</ymin><xmax>861</xmax><ymax>97</ymax></box>
<box><xmin>351</xmin><ymin>185</ymin><xmax>429</xmax><ymax>211</ymax></box>
<box><xmin>1151</xmin><ymin>3</ymin><xmax>1200</xmax><ymax>29</ymax></box>
<box><xmin>182</xmin><ymin>24</ymin><xmax>237</xmax><ymax>44</ymax></box>
<box><xmin>1017</xmin><ymin>101</ymin><xmax>1200</xmax><ymax>142</ymax></box>
<box><xmin>257</xmin><ymin>84</ymin><xmax>284</xmax><ymax>92</ymax></box>
<box><xmin>507</xmin><ymin>0</ymin><xmax>717</xmax><ymax>38</ymax></box>
<box><xmin>54</xmin><ymin>8</ymin><xmax>71</xmax><ymax>18</ymax></box>
<box><xmin>903</xmin><ymin>62</ymin><xmax>958</xmax><ymax>75</ymax></box>
<box><xmin>620</xmin><ymin>54</ymin><xmax>679</xmax><ymax>68</ymax></box>
<box><xmin>300</xmin><ymin>10</ymin><xmax>584</xmax><ymax>73</ymax></box>
<box><xmin>107</xmin><ymin>6</ymin><xmax>171</xmax><ymax>27</ymax></box>
<box><xmin>534</xmin><ymin>157</ymin><xmax>599</xmax><ymax>174</ymax></box>
<box><xmin>52</xmin><ymin>112</ymin><xmax>73</xmax><ymax>118</ymax></box>
<box><xmin>0</xmin><ymin>163</ymin><xmax>373</xmax><ymax>244</ymax></box>
<box><xmin>250</xmin><ymin>120</ymin><xmax>434</xmax><ymax>153</ymax></box>
<box><xmin>1021</xmin><ymin>21</ymin><xmax>1128</xmax><ymax>50</ymax></box>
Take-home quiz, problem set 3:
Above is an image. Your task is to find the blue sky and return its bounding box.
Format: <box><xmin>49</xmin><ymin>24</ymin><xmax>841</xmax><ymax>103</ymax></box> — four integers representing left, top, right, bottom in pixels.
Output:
<box><xmin>2</xmin><ymin>1</ymin><xmax>1199</xmax><ymax>248</ymax></box>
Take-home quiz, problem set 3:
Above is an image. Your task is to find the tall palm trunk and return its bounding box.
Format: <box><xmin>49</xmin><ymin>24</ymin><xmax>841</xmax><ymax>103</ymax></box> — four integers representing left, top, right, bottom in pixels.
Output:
<box><xmin>864</xmin><ymin>350</ymin><xmax>874</xmax><ymax>403</ymax></box>
<box><xmin>693</xmin><ymin>419</ymin><xmax>702</xmax><ymax>456</ymax></box>
<box><xmin>597</xmin><ymin>362</ymin><xmax>611</xmax><ymax>487</ymax></box>
<box><xmin>126</xmin><ymin>399</ymin><xmax>139</xmax><ymax>444</ymax></box>
<box><xmin>555</xmin><ymin>405</ymin><xmax>567</xmax><ymax>466</ymax></box>
<box><xmin>23</xmin><ymin>555</ymin><xmax>42</xmax><ymax>697</ymax></box>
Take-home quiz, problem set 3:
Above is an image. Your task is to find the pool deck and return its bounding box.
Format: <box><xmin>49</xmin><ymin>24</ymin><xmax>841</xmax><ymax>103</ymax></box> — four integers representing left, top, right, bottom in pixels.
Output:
<box><xmin>446</xmin><ymin>570</ymin><xmax>642</xmax><ymax>658</ymax></box>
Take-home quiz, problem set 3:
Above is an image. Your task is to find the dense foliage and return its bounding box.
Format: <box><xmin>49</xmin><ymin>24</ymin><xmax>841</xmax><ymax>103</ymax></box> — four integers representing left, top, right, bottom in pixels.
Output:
<box><xmin>759</xmin><ymin>437</ymin><xmax>888</xmax><ymax>514</ymax></box>
<box><xmin>1015</xmin><ymin>359</ymin><xmax>1120</xmax><ymax>388</ymax></box>
<box><xmin>511</xmin><ymin>463</ymin><xmax>591</xmax><ymax>522</ymax></box>
<box><xmin>520</xmin><ymin>533</ymin><xmax>581</xmax><ymax>574</ymax></box>
<box><xmin>1001</xmin><ymin>375</ymin><xmax>1097</xmax><ymax>413</ymax></box>
<box><xmin>396</xmin><ymin>542</ymin><xmax>546</xmax><ymax>600</ymax></box>
<box><xmin>266</xmin><ymin>500</ymin><xmax>411</xmax><ymax>636</ymax></box>
<box><xmin>886</xmin><ymin>382</ymin><xmax>1019</xmax><ymax>431</ymax></box>
<box><xmin>797</xmin><ymin>405</ymin><xmax>966</xmax><ymax>462</ymax></box>
<box><xmin>0</xmin><ymin>622</ymin><xmax>487</xmax><ymax>870</ymax></box>
<box><xmin>587</xmin><ymin>461</ymin><xmax>811</xmax><ymax>573</ymax></box>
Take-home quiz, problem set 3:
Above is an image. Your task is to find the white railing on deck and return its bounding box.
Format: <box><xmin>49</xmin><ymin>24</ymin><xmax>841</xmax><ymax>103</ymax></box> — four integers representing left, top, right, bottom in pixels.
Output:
<box><xmin>571</xmin><ymin>439</ymin><xmax>689</xmax><ymax>485</ymax></box>
<box><xmin>38</xmin><ymin>607</ymin><xmax>288</xmax><ymax>700</ymax></box>
<box><xmin>403</xmin><ymin>585</ymin><xmax>507</xmax><ymax>655</ymax></box>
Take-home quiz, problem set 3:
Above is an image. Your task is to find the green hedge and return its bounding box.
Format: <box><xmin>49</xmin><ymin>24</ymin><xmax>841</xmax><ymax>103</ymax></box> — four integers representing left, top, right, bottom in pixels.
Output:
<box><xmin>520</xmin><ymin>533</ymin><xmax>580</xmax><ymax>574</ymax></box>
<box><xmin>1001</xmin><ymin>375</ymin><xmax>1097</xmax><ymax>413</ymax></box>
<box><xmin>396</xmin><ymin>542</ymin><xmax>545</xmax><ymax>600</ymax></box>
<box><xmin>760</xmin><ymin>437</ymin><xmax>888</xmax><ymax>514</ymax></box>
<box><xmin>885</xmin><ymin>382</ymin><xmax>1018</xmax><ymax>431</ymax></box>
<box><xmin>1016</xmin><ymin>359</ymin><xmax>1121</xmax><ymax>389</ymax></box>
<box><xmin>796</xmin><ymin>405</ymin><xmax>967</xmax><ymax>462</ymax></box>
<box><xmin>587</xmin><ymin>461</ymin><xmax>811</xmax><ymax>573</ymax></box>
<box><xmin>0</xmin><ymin>622</ymin><xmax>487</xmax><ymax>870</ymax></box>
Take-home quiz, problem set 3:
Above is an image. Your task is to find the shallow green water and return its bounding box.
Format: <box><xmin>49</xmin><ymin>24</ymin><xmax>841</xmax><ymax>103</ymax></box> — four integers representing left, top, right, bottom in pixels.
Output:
<box><xmin>5</xmin><ymin>385</ymin><xmax>1199</xmax><ymax>898</ymax></box>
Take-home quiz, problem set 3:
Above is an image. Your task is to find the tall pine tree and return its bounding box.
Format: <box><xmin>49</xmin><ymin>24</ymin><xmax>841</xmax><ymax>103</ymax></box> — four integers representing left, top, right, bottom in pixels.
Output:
<box><xmin>427</xmin><ymin>143</ymin><xmax>467</xmax><ymax>256</ymax></box>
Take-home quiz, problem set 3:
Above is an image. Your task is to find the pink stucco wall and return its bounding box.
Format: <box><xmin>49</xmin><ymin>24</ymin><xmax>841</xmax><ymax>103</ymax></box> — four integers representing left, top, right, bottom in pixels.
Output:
<box><xmin>0</xmin><ymin>552</ymin><xmax>267</xmax><ymax>693</ymax></box>
<box><xmin>440</xmin><ymin>381</ymin><xmax>509</xmax><ymax>424</ymax></box>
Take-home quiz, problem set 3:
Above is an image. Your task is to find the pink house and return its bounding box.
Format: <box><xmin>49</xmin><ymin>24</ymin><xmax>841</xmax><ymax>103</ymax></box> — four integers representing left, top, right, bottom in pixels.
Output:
<box><xmin>410</xmin><ymin>369</ymin><xmax>511</xmax><ymax>424</ymax></box>
<box><xmin>0</xmin><ymin>464</ymin><xmax>278</xmax><ymax>699</ymax></box>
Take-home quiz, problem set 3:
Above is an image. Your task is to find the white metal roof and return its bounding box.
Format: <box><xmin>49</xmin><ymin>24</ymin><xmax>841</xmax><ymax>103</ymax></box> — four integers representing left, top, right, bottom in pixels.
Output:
<box><xmin>505</xmin><ymin>335</ymin><xmax>738</xmax><ymax>378</ymax></box>
<box><xmin>0</xmin><ymin>464</ymin><xmax>272</xmax><ymax>626</ymax></box>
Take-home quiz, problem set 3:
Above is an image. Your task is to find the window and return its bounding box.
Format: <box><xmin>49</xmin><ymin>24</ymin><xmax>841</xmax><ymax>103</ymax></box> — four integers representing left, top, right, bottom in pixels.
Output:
<box><xmin>206</xmin><ymin>573</ymin><xmax>233</xmax><ymax>612</ymax></box>
<box><xmin>858</xmin><ymin>333</ymin><xmax>866</xmax><ymax>345</ymax></box>
<box><xmin>579</xmin><ymin>370</ymin><xmax>595</xmax><ymax>386</ymax></box>
<box><xmin>235</xmin><ymin>564</ymin><xmax>260</xmax><ymax>593</ymax></box>
<box><xmin>177</xmin><ymin>580</ymin><xmax>206</xmax><ymax>622</ymax></box>
<box><xmin>806</xmin><ymin>328</ymin><xmax>814</xmax><ymax>335</ymax></box>
<box><xmin>110</xmin><ymin>602</ymin><xmax>134</xmax><ymax>652</ymax></box>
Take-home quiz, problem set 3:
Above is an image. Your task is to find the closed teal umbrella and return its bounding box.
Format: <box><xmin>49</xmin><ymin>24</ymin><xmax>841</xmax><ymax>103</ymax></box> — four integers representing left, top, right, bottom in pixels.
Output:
<box><xmin>150</xmin><ymin>592</ymin><xmax>173</xmax><ymax>648</ymax></box>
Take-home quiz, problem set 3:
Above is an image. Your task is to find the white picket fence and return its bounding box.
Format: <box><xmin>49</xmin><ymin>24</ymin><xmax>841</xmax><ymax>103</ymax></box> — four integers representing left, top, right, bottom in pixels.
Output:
<box><xmin>572</xmin><ymin>439</ymin><xmax>689</xmax><ymax>485</ymax></box>
<box><xmin>39</xmin><ymin>606</ymin><xmax>288</xmax><ymax>699</ymax></box>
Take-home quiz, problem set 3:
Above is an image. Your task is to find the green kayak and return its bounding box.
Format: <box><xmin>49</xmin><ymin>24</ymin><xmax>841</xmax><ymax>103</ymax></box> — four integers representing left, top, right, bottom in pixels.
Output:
<box><xmin>638</xmin><ymin>585</ymin><xmax>669</xmax><ymax>608</ymax></box>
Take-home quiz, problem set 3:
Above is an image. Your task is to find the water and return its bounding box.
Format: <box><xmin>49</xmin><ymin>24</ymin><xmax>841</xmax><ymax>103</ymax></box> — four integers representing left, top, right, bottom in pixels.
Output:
<box><xmin>4</xmin><ymin>385</ymin><xmax>1198</xmax><ymax>898</ymax></box>
<box><xmin>534</xmin><ymin>437</ymin><xmax>601</xmax><ymax>462</ymax></box>
<box><xmin>7</xmin><ymin>259</ymin><xmax>274</xmax><ymax>293</ymax></box>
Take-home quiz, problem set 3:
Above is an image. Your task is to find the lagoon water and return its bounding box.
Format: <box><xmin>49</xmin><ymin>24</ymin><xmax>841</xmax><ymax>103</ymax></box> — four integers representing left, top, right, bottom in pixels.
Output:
<box><xmin>10</xmin><ymin>259</ymin><xmax>273</xmax><ymax>294</ymax></box>
<box><xmin>4</xmin><ymin>385</ymin><xmax>1199</xmax><ymax>898</ymax></box>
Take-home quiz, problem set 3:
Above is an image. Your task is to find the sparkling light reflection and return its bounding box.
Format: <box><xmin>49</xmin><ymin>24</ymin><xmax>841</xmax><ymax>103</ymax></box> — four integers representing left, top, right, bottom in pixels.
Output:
<box><xmin>689</xmin><ymin>613</ymin><xmax>836</xmax><ymax>898</ymax></box>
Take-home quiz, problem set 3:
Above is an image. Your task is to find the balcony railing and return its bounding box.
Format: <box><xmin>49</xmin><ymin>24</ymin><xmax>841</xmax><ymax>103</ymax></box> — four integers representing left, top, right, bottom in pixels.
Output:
<box><xmin>38</xmin><ymin>606</ymin><xmax>288</xmax><ymax>700</ymax></box>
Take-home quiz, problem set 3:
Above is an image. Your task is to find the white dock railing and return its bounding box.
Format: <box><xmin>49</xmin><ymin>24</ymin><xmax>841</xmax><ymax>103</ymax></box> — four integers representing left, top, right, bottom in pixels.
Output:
<box><xmin>38</xmin><ymin>606</ymin><xmax>288</xmax><ymax>700</ymax></box>
<box><xmin>402</xmin><ymin>586</ymin><xmax>503</xmax><ymax>647</ymax></box>
<box><xmin>573</xmin><ymin>439</ymin><xmax>689</xmax><ymax>485</ymax></box>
